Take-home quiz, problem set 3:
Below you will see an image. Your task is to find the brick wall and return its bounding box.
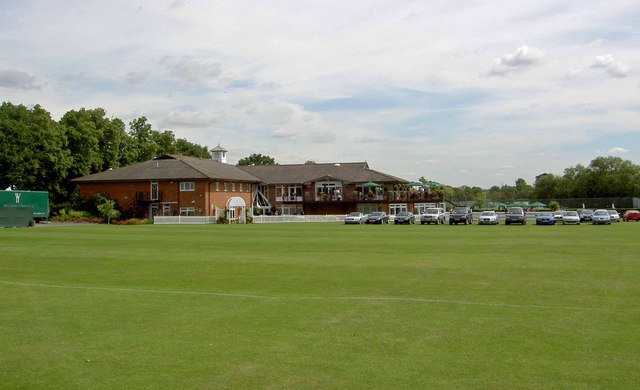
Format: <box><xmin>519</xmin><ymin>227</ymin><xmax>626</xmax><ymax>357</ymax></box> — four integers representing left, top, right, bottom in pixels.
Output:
<box><xmin>78</xmin><ymin>180</ymin><xmax>253</xmax><ymax>218</ymax></box>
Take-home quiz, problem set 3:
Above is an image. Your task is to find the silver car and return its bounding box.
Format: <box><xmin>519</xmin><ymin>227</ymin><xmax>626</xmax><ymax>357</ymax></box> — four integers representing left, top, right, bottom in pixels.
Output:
<box><xmin>478</xmin><ymin>210</ymin><xmax>499</xmax><ymax>225</ymax></box>
<box><xmin>561</xmin><ymin>210</ymin><xmax>580</xmax><ymax>225</ymax></box>
<box><xmin>592</xmin><ymin>209</ymin><xmax>611</xmax><ymax>225</ymax></box>
<box><xmin>344</xmin><ymin>212</ymin><xmax>366</xmax><ymax>224</ymax></box>
<box><xmin>420</xmin><ymin>207</ymin><xmax>445</xmax><ymax>225</ymax></box>
<box><xmin>607</xmin><ymin>210</ymin><xmax>620</xmax><ymax>222</ymax></box>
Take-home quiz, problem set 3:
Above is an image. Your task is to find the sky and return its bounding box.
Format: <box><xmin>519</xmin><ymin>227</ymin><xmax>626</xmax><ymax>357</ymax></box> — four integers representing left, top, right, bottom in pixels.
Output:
<box><xmin>1</xmin><ymin>0</ymin><xmax>639</xmax><ymax>188</ymax></box>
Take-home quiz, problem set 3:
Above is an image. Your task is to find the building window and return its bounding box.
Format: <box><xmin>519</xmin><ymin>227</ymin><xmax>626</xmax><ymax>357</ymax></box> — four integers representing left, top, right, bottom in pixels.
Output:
<box><xmin>414</xmin><ymin>203</ymin><xmax>436</xmax><ymax>215</ymax></box>
<box><xmin>232</xmin><ymin>182</ymin><xmax>236</xmax><ymax>192</ymax></box>
<box><xmin>276</xmin><ymin>185</ymin><xmax>303</xmax><ymax>201</ymax></box>
<box><xmin>150</xmin><ymin>181</ymin><xmax>159</xmax><ymax>201</ymax></box>
<box><xmin>224</xmin><ymin>182</ymin><xmax>228</xmax><ymax>192</ymax></box>
<box><xmin>180</xmin><ymin>182</ymin><xmax>195</xmax><ymax>191</ymax></box>
<box><xmin>357</xmin><ymin>204</ymin><xmax>380</xmax><ymax>215</ymax></box>
<box><xmin>215</xmin><ymin>182</ymin><xmax>220</xmax><ymax>191</ymax></box>
<box><xmin>389</xmin><ymin>203</ymin><xmax>408</xmax><ymax>215</ymax></box>
<box><xmin>239</xmin><ymin>183</ymin><xmax>243</xmax><ymax>192</ymax></box>
<box><xmin>315</xmin><ymin>182</ymin><xmax>342</xmax><ymax>201</ymax></box>
<box><xmin>180</xmin><ymin>207</ymin><xmax>195</xmax><ymax>216</ymax></box>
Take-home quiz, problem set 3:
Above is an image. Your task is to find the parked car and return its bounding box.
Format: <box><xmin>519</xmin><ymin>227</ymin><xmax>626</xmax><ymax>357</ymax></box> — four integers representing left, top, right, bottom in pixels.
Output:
<box><xmin>561</xmin><ymin>210</ymin><xmax>580</xmax><ymax>225</ymax></box>
<box><xmin>535</xmin><ymin>211</ymin><xmax>556</xmax><ymax>225</ymax></box>
<box><xmin>623</xmin><ymin>210</ymin><xmax>640</xmax><ymax>222</ymax></box>
<box><xmin>393</xmin><ymin>211</ymin><xmax>415</xmax><ymax>224</ymax></box>
<box><xmin>607</xmin><ymin>210</ymin><xmax>620</xmax><ymax>222</ymax></box>
<box><xmin>591</xmin><ymin>209</ymin><xmax>611</xmax><ymax>225</ymax></box>
<box><xmin>553</xmin><ymin>210</ymin><xmax>566</xmax><ymax>221</ymax></box>
<box><xmin>344</xmin><ymin>212</ymin><xmax>366</xmax><ymax>224</ymax></box>
<box><xmin>505</xmin><ymin>207</ymin><xmax>526</xmax><ymax>225</ymax></box>
<box><xmin>449</xmin><ymin>206</ymin><xmax>473</xmax><ymax>225</ymax></box>
<box><xmin>577</xmin><ymin>209</ymin><xmax>594</xmax><ymax>222</ymax></box>
<box><xmin>365</xmin><ymin>211</ymin><xmax>389</xmax><ymax>224</ymax></box>
<box><xmin>477</xmin><ymin>210</ymin><xmax>499</xmax><ymax>225</ymax></box>
<box><xmin>420</xmin><ymin>207</ymin><xmax>446</xmax><ymax>225</ymax></box>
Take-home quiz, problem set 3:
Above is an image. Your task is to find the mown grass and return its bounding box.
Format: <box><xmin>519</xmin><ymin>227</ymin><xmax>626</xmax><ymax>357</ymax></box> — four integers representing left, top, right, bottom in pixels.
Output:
<box><xmin>1</xmin><ymin>222</ymin><xmax>639</xmax><ymax>389</ymax></box>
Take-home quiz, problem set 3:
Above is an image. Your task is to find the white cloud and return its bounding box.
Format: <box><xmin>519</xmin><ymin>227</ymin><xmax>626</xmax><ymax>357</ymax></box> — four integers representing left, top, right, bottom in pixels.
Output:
<box><xmin>1</xmin><ymin>1</ymin><xmax>639</xmax><ymax>187</ymax></box>
<box><xmin>0</xmin><ymin>69</ymin><xmax>40</xmax><ymax>89</ymax></box>
<box><xmin>160</xmin><ymin>56</ymin><xmax>223</xmax><ymax>84</ymax></box>
<box><xmin>608</xmin><ymin>147</ymin><xmax>628</xmax><ymax>154</ymax></box>
<box><xmin>488</xmin><ymin>46</ymin><xmax>544</xmax><ymax>76</ymax></box>
<box><xmin>163</xmin><ymin>111</ymin><xmax>222</xmax><ymax>128</ymax></box>
<box><xmin>591</xmin><ymin>55</ymin><xmax>630</xmax><ymax>78</ymax></box>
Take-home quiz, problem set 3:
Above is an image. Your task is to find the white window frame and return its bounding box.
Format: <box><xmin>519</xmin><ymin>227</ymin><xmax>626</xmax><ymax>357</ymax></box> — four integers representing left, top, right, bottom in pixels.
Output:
<box><xmin>180</xmin><ymin>182</ymin><xmax>195</xmax><ymax>192</ymax></box>
<box><xmin>215</xmin><ymin>182</ymin><xmax>220</xmax><ymax>192</ymax></box>
<box><xmin>180</xmin><ymin>207</ymin><xmax>195</xmax><ymax>216</ymax></box>
<box><xmin>389</xmin><ymin>203</ymin><xmax>408</xmax><ymax>215</ymax></box>
<box><xmin>414</xmin><ymin>203</ymin><xmax>436</xmax><ymax>216</ymax></box>
<box><xmin>276</xmin><ymin>185</ymin><xmax>303</xmax><ymax>201</ymax></box>
<box><xmin>315</xmin><ymin>181</ymin><xmax>343</xmax><ymax>201</ymax></box>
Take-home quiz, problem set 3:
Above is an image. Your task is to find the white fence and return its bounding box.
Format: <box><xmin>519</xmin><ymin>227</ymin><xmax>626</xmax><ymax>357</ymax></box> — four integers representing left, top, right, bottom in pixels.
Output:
<box><xmin>252</xmin><ymin>215</ymin><xmax>345</xmax><ymax>223</ymax></box>
<box><xmin>154</xmin><ymin>216</ymin><xmax>218</xmax><ymax>224</ymax></box>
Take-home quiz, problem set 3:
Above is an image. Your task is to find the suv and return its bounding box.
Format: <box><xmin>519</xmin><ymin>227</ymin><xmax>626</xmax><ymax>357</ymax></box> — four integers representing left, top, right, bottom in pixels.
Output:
<box><xmin>505</xmin><ymin>207</ymin><xmax>526</xmax><ymax>225</ymax></box>
<box><xmin>420</xmin><ymin>207</ymin><xmax>446</xmax><ymax>225</ymax></box>
<box><xmin>449</xmin><ymin>206</ymin><xmax>473</xmax><ymax>225</ymax></box>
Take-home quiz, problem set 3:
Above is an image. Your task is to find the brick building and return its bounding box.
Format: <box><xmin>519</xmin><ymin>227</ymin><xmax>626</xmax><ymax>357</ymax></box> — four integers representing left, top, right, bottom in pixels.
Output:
<box><xmin>72</xmin><ymin>152</ymin><xmax>441</xmax><ymax>218</ymax></box>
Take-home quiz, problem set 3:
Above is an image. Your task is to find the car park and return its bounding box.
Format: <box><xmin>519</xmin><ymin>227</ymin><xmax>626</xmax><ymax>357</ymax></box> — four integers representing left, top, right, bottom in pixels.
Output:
<box><xmin>393</xmin><ymin>211</ymin><xmax>415</xmax><ymax>224</ymax></box>
<box><xmin>420</xmin><ymin>207</ymin><xmax>446</xmax><ymax>225</ymax></box>
<box><xmin>365</xmin><ymin>211</ymin><xmax>389</xmax><ymax>224</ymax></box>
<box><xmin>344</xmin><ymin>212</ymin><xmax>366</xmax><ymax>224</ymax></box>
<box><xmin>607</xmin><ymin>210</ymin><xmax>620</xmax><ymax>222</ymax></box>
<box><xmin>623</xmin><ymin>210</ymin><xmax>640</xmax><ymax>221</ymax></box>
<box><xmin>505</xmin><ymin>207</ymin><xmax>526</xmax><ymax>225</ymax></box>
<box><xmin>591</xmin><ymin>209</ymin><xmax>611</xmax><ymax>225</ymax></box>
<box><xmin>477</xmin><ymin>210</ymin><xmax>499</xmax><ymax>225</ymax></box>
<box><xmin>535</xmin><ymin>211</ymin><xmax>555</xmax><ymax>225</ymax></box>
<box><xmin>577</xmin><ymin>209</ymin><xmax>594</xmax><ymax>222</ymax></box>
<box><xmin>449</xmin><ymin>206</ymin><xmax>473</xmax><ymax>225</ymax></box>
<box><xmin>561</xmin><ymin>210</ymin><xmax>580</xmax><ymax>224</ymax></box>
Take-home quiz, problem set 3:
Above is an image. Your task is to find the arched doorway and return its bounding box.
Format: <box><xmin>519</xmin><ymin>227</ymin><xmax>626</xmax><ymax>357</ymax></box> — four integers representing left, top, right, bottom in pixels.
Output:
<box><xmin>226</xmin><ymin>197</ymin><xmax>247</xmax><ymax>223</ymax></box>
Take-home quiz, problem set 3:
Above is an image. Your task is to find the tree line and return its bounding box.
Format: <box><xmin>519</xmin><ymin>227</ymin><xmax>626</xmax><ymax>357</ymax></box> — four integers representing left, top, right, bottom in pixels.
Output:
<box><xmin>0</xmin><ymin>102</ymin><xmax>211</xmax><ymax>207</ymax></box>
<box><xmin>2</xmin><ymin>101</ymin><xmax>639</xmax><ymax>211</ymax></box>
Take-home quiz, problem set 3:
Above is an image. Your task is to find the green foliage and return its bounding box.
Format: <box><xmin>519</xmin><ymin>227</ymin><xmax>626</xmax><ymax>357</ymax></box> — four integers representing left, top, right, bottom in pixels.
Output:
<box><xmin>533</xmin><ymin>156</ymin><xmax>640</xmax><ymax>198</ymax></box>
<box><xmin>548</xmin><ymin>200</ymin><xmax>561</xmax><ymax>211</ymax></box>
<box><xmin>237</xmin><ymin>153</ymin><xmax>276</xmax><ymax>166</ymax></box>
<box><xmin>0</xmin><ymin>102</ymin><xmax>72</xmax><ymax>203</ymax></box>
<box><xmin>97</xmin><ymin>199</ymin><xmax>120</xmax><ymax>224</ymax></box>
<box><xmin>1</xmin><ymin>102</ymin><xmax>212</xmax><ymax>209</ymax></box>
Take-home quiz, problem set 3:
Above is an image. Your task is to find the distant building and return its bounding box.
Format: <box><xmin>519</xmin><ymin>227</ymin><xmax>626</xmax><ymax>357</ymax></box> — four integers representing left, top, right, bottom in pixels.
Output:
<box><xmin>72</xmin><ymin>147</ymin><xmax>441</xmax><ymax>218</ymax></box>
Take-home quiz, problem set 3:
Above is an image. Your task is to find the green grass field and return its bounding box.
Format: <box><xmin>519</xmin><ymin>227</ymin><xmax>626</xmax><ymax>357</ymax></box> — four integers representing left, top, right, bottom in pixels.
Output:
<box><xmin>2</xmin><ymin>222</ymin><xmax>639</xmax><ymax>389</ymax></box>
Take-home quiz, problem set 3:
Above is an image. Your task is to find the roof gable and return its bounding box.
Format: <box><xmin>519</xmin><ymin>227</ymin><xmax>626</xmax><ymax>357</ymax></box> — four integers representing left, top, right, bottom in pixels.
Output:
<box><xmin>71</xmin><ymin>155</ymin><xmax>260</xmax><ymax>183</ymax></box>
<box><xmin>239</xmin><ymin>162</ymin><xmax>407</xmax><ymax>184</ymax></box>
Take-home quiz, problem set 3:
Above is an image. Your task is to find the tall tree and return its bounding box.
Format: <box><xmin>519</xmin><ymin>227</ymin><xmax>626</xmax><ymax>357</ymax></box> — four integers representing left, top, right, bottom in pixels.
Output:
<box><xmin>237</xmin><ymin>153</ymin><xmax>277</xmax><ymax>166</ymax></box>
<box><xmin>0</xmin><ymin>102</ymin><xmax>71</xmax><ymax>202</ymax></box>
<box><xmin>128</xmin><ymin>116</ymin><xmax>158</xmax><ymax>162</ymax></box>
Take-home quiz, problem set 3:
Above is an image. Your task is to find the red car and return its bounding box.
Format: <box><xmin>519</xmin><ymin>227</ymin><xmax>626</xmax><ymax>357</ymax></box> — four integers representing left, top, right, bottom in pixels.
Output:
<box><xmin>623</xmin><ymin>210</ymin><xmax>640</xmax><ymax>221</ymax></box>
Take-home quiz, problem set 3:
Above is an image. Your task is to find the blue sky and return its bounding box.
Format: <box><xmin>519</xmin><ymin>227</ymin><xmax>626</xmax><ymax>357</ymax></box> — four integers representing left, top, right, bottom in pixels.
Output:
<box><xmin>1</xmin><ymin>0</ymin><xmax>639</xmax><ymax>187</ymax></box>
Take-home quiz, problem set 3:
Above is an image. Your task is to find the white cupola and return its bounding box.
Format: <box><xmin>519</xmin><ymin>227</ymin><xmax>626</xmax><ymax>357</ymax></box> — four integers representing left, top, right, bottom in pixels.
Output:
<box><xmin>211</xmin><ymin>144</ymin><xmax>227</xmax><ymax>163</ymax></box>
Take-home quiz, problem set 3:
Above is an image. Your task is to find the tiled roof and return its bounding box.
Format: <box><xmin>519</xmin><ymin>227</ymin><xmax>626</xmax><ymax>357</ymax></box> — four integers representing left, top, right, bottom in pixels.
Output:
<box><xmin>71</xmin><ymin>155</ymin><xmax>261</xmax><ymax>183</ymax></box>
<box><xmin>239</xmin><ymin>162</ymin><xmax>408</xmax><ymax>184</ymax></box>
